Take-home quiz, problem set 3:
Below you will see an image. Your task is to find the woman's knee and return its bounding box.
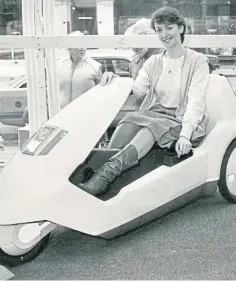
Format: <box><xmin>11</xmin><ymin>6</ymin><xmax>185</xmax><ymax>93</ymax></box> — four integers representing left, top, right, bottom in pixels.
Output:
<box><xmin>108</xmin><ymin>123</ymin><xmax>141</xmax><ymax>149</ymax></box>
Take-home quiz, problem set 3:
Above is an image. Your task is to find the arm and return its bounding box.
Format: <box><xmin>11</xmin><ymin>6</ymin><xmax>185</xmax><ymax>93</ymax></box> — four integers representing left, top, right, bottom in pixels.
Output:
<box><xmin>59</xmin><ymin>83</ymin><xmax>71</xmax><ymax>109</ymax></box>
<box><xmin>132</xmin><ymin>66</ymin><xmax>151</xmax><ymax>98</ymax></box>
<box><xmin>180</xmin><ymin>58</ymin><xmax>209</xmax><ymax>140</ymax></box>
<box><xmin>57</xmin><ymin>58</ymin><xmax>72</xmax><ymax>109</ymax></box>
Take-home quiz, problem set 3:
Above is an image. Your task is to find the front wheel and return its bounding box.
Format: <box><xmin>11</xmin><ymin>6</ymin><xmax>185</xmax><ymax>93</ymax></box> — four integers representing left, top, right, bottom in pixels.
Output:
<box><xmin>218</xmin><ymin>139</ymin><xmax>236</xmax><ymax>203</ymax></box>
<box><xmin>0</xmin><ymin>222</ymin><xmax>54</xmax><ymax>267</ymax></box>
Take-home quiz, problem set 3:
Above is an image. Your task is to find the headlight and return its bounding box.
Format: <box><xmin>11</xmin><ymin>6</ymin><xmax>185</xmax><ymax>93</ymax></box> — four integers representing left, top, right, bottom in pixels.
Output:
<box><xmin>21</xmin><ymin>126</ymin><xmax>67</xmax><ymax>155</ymax></box>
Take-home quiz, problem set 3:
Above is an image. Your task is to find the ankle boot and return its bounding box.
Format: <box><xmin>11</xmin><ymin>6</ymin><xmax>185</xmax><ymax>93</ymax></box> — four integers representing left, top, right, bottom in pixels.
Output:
<box><xmin>79</xmin><ymin>144</ymin><xmax>139</xmax><ymax>196</ymax></box>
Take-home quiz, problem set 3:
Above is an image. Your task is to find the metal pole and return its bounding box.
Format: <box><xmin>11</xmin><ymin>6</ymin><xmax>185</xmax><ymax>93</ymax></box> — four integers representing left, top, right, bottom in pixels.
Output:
<box><xmin>22</xmin><ymin>0</ymin><xmax>48</xmax><ymax>136</ymax></box>
<box><xmin>43</xmin><ymin>0</ymin><xmax>60</xmax><ymax>118</ymax></box>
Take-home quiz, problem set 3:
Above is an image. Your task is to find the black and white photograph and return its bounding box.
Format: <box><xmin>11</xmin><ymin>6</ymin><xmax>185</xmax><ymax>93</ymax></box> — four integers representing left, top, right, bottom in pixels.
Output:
<box><xmin>0</xmin><ymin>0</ymin><xmax>236</xmax><ymax>279</ymax></box>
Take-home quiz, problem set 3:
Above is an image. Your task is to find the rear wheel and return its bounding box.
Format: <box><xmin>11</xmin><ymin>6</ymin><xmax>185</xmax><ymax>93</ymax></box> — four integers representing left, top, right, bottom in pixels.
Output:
<box><xmin>0</xmin><ymin>222</ymin><xmax>54</xmax><ymax>267</ymax></box>
<box><xmin>219</xmin><ymin>139</ymin><xmax>236</xmax><ymax>203</ymax></box>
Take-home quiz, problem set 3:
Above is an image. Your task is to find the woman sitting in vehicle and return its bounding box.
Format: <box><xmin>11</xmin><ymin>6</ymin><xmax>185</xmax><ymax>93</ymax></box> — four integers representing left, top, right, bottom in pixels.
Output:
<box><xmin>79</xmin><ymin>6</ymin><xmax>210</xmax><ymax>196</ymax></box>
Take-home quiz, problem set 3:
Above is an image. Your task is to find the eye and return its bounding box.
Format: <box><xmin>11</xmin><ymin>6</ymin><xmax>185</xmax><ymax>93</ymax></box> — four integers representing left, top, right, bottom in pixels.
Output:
<box><xmin>155</xmin><ymin>29</ymin><xmax>162</xmax><ymax>33</ymax></box>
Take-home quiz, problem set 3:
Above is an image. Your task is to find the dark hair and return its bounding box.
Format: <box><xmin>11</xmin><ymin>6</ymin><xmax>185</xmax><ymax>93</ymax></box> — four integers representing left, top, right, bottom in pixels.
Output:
<box><xmin>151</xmin><ymin>7</ymin><xmax>186</xmax><ymax>43</ymax></box>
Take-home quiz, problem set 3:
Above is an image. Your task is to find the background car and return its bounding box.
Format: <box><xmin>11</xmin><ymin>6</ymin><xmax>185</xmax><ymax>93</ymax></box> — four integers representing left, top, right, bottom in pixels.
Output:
<box><xmin>205</xmin><ymin>53</ymin><xmax>220</xmax><ymax>73</ymax></box>
<box><xmin>0</xmin><ymin>48</ymin><xmax>220</xmax><ymax>129</ymax></box>
<box><xmin>0</xmin><ymin>75</ymin><xmax>27</xmax><ymax>126</ymax></box>
<box><xmin>87</xmin><ymin>49</ymin><xmax>133</xmax><ymax>77</ymax></box>
<box><xmin>192</xmin><ymin>48</ymin><xmax>220</xmax><ymax>73</ymax></box>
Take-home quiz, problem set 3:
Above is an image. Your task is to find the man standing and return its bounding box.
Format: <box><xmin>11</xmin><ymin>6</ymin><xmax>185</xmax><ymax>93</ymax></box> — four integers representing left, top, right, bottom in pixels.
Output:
<box><xmin>57</xmin><ymin>31</ymin><xmax>102</xmax><ymax>109</ymax></box>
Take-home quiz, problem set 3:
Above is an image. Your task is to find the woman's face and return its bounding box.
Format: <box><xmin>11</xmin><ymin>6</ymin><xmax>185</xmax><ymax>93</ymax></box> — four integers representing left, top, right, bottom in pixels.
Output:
<box><xmin>69</xmin><ymin>48</ymin><xmax>86</xmax><ymax>62</ymax></box>
<box><xmin>132</xmin><ymin>32</ymin><xmax>151</xmax><ymax>57</ymax></box>
<box><xmin>154</xmin><ymin>23</ymin><xmax>183</xmax><ymax>49</ymax></box>
<box><xmin>132</xmin><ymin>47</ymin><xmax>149</xmax><ymax>57</ymax></box>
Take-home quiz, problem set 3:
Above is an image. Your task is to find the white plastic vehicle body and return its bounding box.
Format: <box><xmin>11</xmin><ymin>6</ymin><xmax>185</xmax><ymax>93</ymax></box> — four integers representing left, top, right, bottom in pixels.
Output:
<box><xmin>0</xmin><ymin>74</ymin><xmax>236</xmax><ymax>264</ymax></box>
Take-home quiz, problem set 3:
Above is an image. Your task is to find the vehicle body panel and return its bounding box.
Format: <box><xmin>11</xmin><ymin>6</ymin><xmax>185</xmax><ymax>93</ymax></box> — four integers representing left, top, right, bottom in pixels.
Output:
<box><xmin>0</xmin><ymin>77</ymin><xmax>133</xmax><ymax>226</ymax></box>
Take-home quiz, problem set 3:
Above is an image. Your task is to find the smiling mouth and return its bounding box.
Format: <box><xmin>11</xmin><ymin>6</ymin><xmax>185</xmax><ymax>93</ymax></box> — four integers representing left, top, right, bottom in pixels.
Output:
<box><xmin>163</xmin><ymin>38</ymin><xmax>172</xmax><ymax>43</ymax></box>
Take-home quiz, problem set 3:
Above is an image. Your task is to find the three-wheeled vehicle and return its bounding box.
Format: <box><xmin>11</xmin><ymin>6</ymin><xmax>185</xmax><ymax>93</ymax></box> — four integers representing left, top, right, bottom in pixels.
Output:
<box><xmin>0</xmin><ymin>74</ymin><xmax>236</xmax><ymax>267</ymax></box>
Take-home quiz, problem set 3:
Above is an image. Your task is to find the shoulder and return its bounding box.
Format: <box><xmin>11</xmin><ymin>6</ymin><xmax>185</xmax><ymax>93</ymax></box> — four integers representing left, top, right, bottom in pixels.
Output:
<box><xmin>142</xmin><ymin>53</ymin><xmax>162</xmax><ymax>72</ymax></box>
<box><xmin>84</xmin><ymin>56</ymin><xmax>101</xmax><ymax>73</ymax></box>
<box><xmin>57</xmin><ymin>56</ymin><xmax>71</xmax><ymax>67</ymax></box>
<box><xmin>57</xmin><ymin>57</ymin><xmax>72</xmax><ymax>77</ymax></box>
<box><xmin>186</xmin><ymin>48</ymin><xmax>209</xmax><ymax>64</ymax></box>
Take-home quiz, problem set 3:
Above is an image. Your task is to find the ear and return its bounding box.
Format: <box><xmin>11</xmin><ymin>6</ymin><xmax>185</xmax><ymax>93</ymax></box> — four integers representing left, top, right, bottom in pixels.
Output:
<box><xmin>179</xmin><ymin>25</ymin><xmax>184</xmax><ymax>34</ymax></box>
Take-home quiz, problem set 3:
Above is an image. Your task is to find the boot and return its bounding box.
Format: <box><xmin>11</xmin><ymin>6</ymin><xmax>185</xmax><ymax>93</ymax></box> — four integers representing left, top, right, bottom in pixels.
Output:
<box><xmin>79</xmin><ymin>144</ymin><xmax>139</xmax><ymax>196</ymax></box>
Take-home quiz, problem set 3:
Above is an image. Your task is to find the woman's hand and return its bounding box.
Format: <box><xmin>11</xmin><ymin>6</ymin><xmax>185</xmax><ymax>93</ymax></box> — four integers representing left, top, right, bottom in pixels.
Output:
<box><xmin>175</xmin><ymin>136</ymin><xmax>192</xmax><ymax>158</ymax></box>
<box><xmin>100</xmin><ymin>71</ymin><xmax>119</xmax><ymax>86</ymax></box>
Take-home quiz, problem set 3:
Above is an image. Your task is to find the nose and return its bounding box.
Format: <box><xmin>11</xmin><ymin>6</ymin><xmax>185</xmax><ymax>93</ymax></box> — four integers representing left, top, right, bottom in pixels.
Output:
<box><xmin>162</xmin><ymin>29</ymin><xmax>168</xmax><ymax>38</ymax></box>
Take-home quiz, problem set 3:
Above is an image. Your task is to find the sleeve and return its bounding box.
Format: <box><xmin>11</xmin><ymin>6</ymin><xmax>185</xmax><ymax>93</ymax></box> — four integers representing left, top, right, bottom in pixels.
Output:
<box><xmin>180</xmin><ymin>58</ymin><xmax>209</xmax><ymax>140</ymax></box>
<box><xmin>132</xmin><ymin>61</ymin><xmax>151</xmax><ymax>98</ymax></box>
<box><xmin>57</xmin><ymin>59</ymin><xmax>72</xmax><ymax>109</ymax></box>
<box><xmin>59</xmin><ymin>92</ymin><xmax>70</xmax><ymax>109</ymax></box>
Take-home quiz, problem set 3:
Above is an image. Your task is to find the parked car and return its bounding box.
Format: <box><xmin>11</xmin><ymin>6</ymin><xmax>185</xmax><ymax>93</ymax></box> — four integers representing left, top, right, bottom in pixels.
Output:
<box><xmin>0</xmin><ymin>75</ymin><xmax>27</xmax><ymax>126</ymax></box>
<box><xmin>87</xmin><ymin>48</ymin><xmax>220</xmax><ymax>74</ymax></box>
<box><xmin>193</xmin><ymin>48</ymin><xmax>220</xmax><ymax>72</ymax></box>
<box><xmin>0</xmin><ymin>48</ymin><xmax>220</xmax><ymax>128</ymax></box>
<box><xmin>205</xmin><ymin>54</ymin><xmax>220</xmax><ymax>73</ymax></box>
<box><xmin>87</xmin><ymin>49</ymin><xmax>133</xmax><ymax>76</ymax></box>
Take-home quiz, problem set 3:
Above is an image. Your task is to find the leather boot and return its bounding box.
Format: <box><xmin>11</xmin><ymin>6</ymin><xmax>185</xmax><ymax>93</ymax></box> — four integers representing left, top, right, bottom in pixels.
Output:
<box><xmin>79</xmin><ymin>144</ymin><xmax>139</xmax><ymax>196</ymax></box>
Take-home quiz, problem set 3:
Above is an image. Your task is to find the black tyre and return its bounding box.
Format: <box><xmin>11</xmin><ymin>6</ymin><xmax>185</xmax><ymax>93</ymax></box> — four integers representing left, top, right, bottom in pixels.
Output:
<box><xmin>218</xmin><ymin>139</ymin><xmax>236</xmax><ymax>203</ymax></box>
<box><xmin>0</xmin><ymin>233</ymin><xmax>51</xmax><ymax>267</ymax></box>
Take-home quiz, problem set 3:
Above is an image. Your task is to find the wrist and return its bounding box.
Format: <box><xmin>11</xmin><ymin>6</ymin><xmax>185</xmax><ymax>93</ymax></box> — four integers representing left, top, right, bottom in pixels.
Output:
<box><xmin>180</xmin><ymin>123</ymin><xmax>194</xmax><ymax>140</ymax></box>
<box><xmin>179</xmin><ymin>135</ymin><xmax>190</xmax><ymax>141</ymax></box>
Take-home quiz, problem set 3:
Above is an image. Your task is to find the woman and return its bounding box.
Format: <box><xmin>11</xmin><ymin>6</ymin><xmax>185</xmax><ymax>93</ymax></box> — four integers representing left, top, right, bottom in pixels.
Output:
<box><xmin>79</xmin><ymin>6</ymin><xmax>209</xmax><ymax>196</ymax></box>
<box><xmin>124</xmin><ymin>18</ymin><xmax>162</xmax><ymax>79</ymax></box>
<box><xmin>57</xmin><ymin>31</ymin><xmax>102</xmax><ymax>109</ymax></box>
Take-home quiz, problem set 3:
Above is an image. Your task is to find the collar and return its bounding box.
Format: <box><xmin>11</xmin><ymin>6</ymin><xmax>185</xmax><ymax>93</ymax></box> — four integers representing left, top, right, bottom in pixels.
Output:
<box><xmin>71</xmin><ymin>54</ymin><xmax>87</xmax><ymax>65</ymax></box>
<box><xmin>161</xmin><ymin>46</ymin><xmax>187</xmax><ymax>60</ymax></box>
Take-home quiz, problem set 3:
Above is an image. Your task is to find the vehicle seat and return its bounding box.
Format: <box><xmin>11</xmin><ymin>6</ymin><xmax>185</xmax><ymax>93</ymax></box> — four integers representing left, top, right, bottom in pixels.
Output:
<box><xmin>205</xmin><ymin>74</ymin><xmax>236</xmax><ymax>136</ymax></box>
<box><xmin>106</xmin><ymin>61</ymin><xmax>115</xmax><ymax>73</ymax></box>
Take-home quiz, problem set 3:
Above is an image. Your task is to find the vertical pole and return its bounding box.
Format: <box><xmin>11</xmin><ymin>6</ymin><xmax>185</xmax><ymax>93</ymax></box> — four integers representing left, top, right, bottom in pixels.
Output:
<box><xmin>34</xmin><ymin>0</ymin><xmax>48</xmax><ymax>124</ymax></box>
<box><xmin>43</xmin><ymin>0</ymin><xmax>60</xmax><ymax>118</ymax></box>
<box><xmin>22</xmin><ymin>0</ymin><xmax>48</xmax><ymax>136</ymax></box>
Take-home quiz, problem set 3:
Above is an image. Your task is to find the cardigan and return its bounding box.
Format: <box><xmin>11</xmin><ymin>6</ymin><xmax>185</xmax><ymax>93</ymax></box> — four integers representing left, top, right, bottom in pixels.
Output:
<box><xmin>132</xmin><ymin>47</ymin><xmax>209</xmax><ymax>140</ymax></box>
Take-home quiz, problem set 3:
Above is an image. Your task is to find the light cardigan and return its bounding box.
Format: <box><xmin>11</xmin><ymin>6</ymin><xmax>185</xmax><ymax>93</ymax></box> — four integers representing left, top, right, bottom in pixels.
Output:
<box><xmin>132</xmin><ymin>47</ymin><xmax>210</xmax><ymax>140</ymax></box>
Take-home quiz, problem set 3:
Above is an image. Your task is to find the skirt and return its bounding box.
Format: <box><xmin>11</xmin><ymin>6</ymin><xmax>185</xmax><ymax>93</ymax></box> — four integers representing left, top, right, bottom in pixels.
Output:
<box><xmin>118</xmin><ymin>104</ymin><xmax>205</xmax><ymax>148</ymax></box>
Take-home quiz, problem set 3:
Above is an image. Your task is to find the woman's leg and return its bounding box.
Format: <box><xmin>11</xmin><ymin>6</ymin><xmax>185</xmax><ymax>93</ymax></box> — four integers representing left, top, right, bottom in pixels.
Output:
<box><xmin>108</xmin><ymin>122</ymin><xmax>141</xmax><ymax>149</ymax></box>
<box><xmin>129</xmin><ymin>127</ymin><xmax>155</xmax><ymax>159</ymax></box>
<box><xmin>79</xmin><ymin>127</ymin><xmax>155</xmax><ymax>196</ymax></box>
